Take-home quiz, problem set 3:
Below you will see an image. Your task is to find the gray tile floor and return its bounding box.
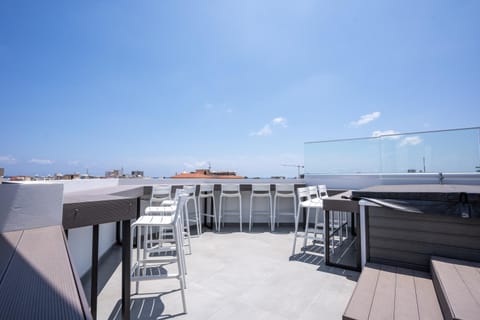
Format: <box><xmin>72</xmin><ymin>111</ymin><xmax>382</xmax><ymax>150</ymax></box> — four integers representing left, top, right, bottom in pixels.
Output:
<box><xmin>83</xmin><ymin>226</ymin><xmax>359</xmax><ymax>320</ymax></box>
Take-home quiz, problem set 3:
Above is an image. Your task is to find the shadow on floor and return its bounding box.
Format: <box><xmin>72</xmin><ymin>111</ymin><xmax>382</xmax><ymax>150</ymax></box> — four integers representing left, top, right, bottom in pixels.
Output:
<box><xmin>82</xmin><ymin>244</ymin><xmax>123</xmax><ymax>302</ymax></box>
<box><xmin>214</xmin><ymin>224</ymin><xmax>294</xmax><ymax>235</ymax></box>
<box><xmin>108</xmin><ymin>291</ymin><xmax>185</xmax><ymax>320</ymax></box>
<box><xmin>290</xmin><ymin>246</ymin><xmax>325</xmax><ymax>266</ymax></box>
<box><xmin>290</xmin><ymin>244</ymin><xmax>360</xmax><ymax>281</ymax></box>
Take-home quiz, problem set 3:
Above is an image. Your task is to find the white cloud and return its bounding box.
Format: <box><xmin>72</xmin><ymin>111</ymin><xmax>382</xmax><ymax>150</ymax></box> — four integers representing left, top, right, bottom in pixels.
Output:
<box><xmin>29</xmin><ymin>158</ymin><xmax>54</xmax><ymax>165</ymax></box>
<box><xmin>0</xmin><ymin>155</ymin><xmax>16</xmax><ymax>163</ymax></box>
<box><xmin>351</xmin><ymin>111</ymin><xmax>381</xmax><ymax>127</ymax></box>
<box><xmin>204</xmin><ymin>103</ymin><xmax>233</xmax><ymax>113</ymax></box>
<box><xmin>250</xmin><ymin>117</ymin><xmax>287</xmax><ymax>137</ymax></box>
<box><xmin>184</xmin><ymin>161</ymin><xmax>208</xmax><ymax>169</ymax></box>
<box><xmin>272</xmin><ymin>117</ymin><xmax>287</xmax><ymax>127</ymax></box>
<box><xmin>400</xmin><ymin>136</ymin><xmax>422</xmax><ymax>146</ymax></box>
<box><xmin>250</xmin><ymin>124</ymin><xmax>272</xmax><ymax>136</ymax></box>
<box><xmin>372</xmin><ymin>130</ymin><xmax>400</xmax><ymax>138</ymax></box>
<box><xmin>68</xmin><ymin>160</ymin><xmax>80</xmax><ymax>166</ymax></box>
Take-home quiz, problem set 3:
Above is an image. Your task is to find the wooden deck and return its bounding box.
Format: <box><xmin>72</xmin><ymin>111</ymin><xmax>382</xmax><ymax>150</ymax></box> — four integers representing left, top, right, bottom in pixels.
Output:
<box><xmin>431</xmin><ymin>256</ymin><xmax>480</xmax><ymax>320</ymax></box>
<box><xmin>343</xmin><ymin>263</ymin><xmax>442</xmax><ymax>320</ymax></box>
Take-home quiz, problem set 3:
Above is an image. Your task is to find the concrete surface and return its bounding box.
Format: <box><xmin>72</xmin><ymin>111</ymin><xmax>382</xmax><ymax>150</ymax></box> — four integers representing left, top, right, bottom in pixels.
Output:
<box><xmin>83</xmin><ymin>225</ymin><xmax>359</xmax><ymax>320</ymax></box>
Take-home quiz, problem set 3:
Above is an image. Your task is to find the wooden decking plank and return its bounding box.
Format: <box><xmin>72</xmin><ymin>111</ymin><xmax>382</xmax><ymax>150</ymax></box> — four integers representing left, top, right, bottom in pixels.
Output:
<box><xmin>454</xmin><ymin>262</ymin><xmax>480</xmax><ymax>308</ymax></box>
<box><xmin>369</xmin><ymin>264</ymin><xmax>396</xmax><ymax>320</ymax></box>
<box><xmin>394</xmin><ymin>267</ymin><xmax>419</xmax><ymax>320</ymax></box>
<box><xmin>0</xmin><ymin>226</ymin><xmax>86</xmax><ymax>319</ymax></box>
<box><xmin>431</xmin><ymin>257</ymin><xmax>479</xmax><ymax>320</ymax></box>
<box><xmin>343</xmin><ymin>264</ymin><xmax>381</xmax><ymax>320</ymax></box>
<box><xmin>413</xmin><ymin>270</ymin><xmax>443</xmax><ymax>320</ymax></box>
<box><xmin>0</xmin><ymin>231</ymin><xmax>22</xmax><ymax>283</ymax></box>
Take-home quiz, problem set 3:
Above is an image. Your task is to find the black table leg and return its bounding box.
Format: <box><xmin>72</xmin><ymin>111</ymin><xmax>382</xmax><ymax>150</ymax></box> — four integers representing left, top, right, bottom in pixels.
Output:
<box><xmin>203</xmin><ymin>197</ymin><xmax>208</xmax><ymax>228</ymax></box>
<box><xmin>116</xmin><ymin>221</ymin><xmax>121</xmax><ymax>245</ymax></box>
<box><xmin>350</xmin><ymin>211</ymin><xmax>356</xmax><ymax>236</ymax></box>
<box><xmin>122</xmin><ymin>219</ymin><xmax>131</xmax><ymax>320</ymax></box>
<box><xmin>324</xmin><ymin>210</ymin><xmax>330</xmax><ymax>266</ymax></box>
<box><xmin>91</xmin><ymin>224</ymin><xmax>99</xmax><ymax>319</ymax></box>
<box><xmin>210</xmin><ymin>197</ymin><xmax>214</xmax><ymax>227</ymax></box>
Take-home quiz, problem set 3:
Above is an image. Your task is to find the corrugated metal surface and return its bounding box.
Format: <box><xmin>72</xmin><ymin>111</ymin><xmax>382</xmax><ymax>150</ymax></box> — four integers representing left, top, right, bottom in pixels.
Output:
<box><xmin>0</xmin><ymin>226</ymin><xmax>89</xmax><ymax>319</ymax></box>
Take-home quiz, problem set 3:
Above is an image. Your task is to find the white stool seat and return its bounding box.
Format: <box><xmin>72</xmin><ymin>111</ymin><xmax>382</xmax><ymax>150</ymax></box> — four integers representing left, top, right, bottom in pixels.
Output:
<box><xmin>145</xmin><ymin>205</ymin><xmax>176</xmax><ymax>215</ymax></box>
<box><xmin>218</xmin><ymin>184</ymin><xmax>242</xmax><ymax>232</ymax></box>
<box><xmin>273</xmin><ymin>184</ymin><xmax>297</xmax><ymax>231</ymax></box>
<box><xmin>249</xmin><ymin>184</ymin><xmax>272</xmax><ymax>232</ymax></box>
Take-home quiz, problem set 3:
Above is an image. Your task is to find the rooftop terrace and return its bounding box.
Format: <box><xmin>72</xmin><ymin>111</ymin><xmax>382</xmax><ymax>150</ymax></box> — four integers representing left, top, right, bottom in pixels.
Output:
<box><xmin>82</xmin><ymin>226</ymin><xmax>359</xmax><ymax>320</ymax></box>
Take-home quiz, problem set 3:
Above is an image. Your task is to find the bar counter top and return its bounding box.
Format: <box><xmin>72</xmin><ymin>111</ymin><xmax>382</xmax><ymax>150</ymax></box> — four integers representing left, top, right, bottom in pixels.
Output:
<box><xmin>352</xmin><ymin>184</ymin><xmax>480</xmax><ymax>202</ymax></box>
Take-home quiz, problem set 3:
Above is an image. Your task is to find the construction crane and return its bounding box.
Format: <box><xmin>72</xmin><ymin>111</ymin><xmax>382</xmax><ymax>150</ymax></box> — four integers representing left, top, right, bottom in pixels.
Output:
<box><xmin>281</xmin><ymin>164</ymin><xmax>304</xmax><ymax>178</ymax></box>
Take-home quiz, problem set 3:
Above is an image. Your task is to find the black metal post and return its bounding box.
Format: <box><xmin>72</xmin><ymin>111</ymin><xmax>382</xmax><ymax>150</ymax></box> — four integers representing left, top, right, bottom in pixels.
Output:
<box><xmin>91</xmin><ymin>224</ymin><xmax>99</xmax><ymax>320</ymax></box>
<box><xmin>324</xmin><ymin>210</ymin><xmax>330</xmax><ymax>266</ymax></box>
<box><xmin>350</xmin><ymin>212</ymin><xmax>356</xmax><ymax>236</ymax></box>
<box><xmin>116</xmin><ymin>221</ymin><xmax>121</xmax><ymax>245</ymax></box>
<box><xmin>121</xmin><ymin>219</ymin><xmax>131</xmax><ymax>320</ymax></box>
<box><xmin>355</xmin><ymin>212</ymin><xmax>361</xmax><ymax>270</ymax></box>
<box><xmin>136</xmin><ymin>197</ymin><xmax>141</xmax><ymax>219</ymax></box>
<box><xmin>203</xmin><ymin>197</ymin><xmax>208</xmax><ymax>227</ymax></box>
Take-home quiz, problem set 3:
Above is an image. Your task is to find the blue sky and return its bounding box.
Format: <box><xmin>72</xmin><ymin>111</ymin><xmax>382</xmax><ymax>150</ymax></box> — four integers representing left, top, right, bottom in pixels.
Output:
<box><xmin>1</xmin><ymin>1</ymin><xmax>479</xmax><ymax>177</ymax></box>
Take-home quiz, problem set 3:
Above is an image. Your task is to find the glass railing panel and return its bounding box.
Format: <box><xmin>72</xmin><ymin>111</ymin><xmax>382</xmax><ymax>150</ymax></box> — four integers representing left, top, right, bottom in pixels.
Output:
<box><xmin>305</xmin><ymin>127</ymin><xmax>480</xmax><ymax>174</ymax></box>
<box><xmin>305</xmin><ymin>137</ymin><xmax>381</xmax><ymax>174</ymax></box>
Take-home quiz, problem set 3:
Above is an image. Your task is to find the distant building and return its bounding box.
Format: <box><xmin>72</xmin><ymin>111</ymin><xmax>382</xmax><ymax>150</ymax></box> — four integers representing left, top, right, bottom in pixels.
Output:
<box><xmin>172</xmin><ymin>169</ymin><xmax>244</xmax><ymax>179</ymax></box>
<box><xmin>131</xmin><ymin>170</ymin><xmax>144</xmax><ymax>178</ymax></box>
<box><xmin>105</xmin><ymin>170</ymin><xmax>121</xmax><ymax>178</ymax></box>
<box><xmin>59</xmin><ymin>173</ymin><xmax>81</xmax><ymax>180</ymax></box>
<box><xmin>9</xmin><ymin>176</ymin><xmax>33</xmax><ymax>182</ymax></box>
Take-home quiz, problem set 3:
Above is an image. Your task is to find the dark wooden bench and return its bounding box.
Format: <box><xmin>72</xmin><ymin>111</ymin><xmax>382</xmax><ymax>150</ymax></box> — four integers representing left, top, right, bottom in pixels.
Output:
<box><xmin>431</xmin><ymin>256</ymin><xmax>480</xmax><ymax>320</ymax></box>
<box><xmin>343</xmin><ymin>263</ymin><xmax>442</xmax><ymax>320</ymax></box>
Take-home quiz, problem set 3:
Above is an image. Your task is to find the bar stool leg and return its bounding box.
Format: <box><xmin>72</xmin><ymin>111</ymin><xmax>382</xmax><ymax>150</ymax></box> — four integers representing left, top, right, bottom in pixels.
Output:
<box><xmin>239</xmin><ymin>196</ymin><xmax>243</xmax><ymax>232</ymax></box>
<box><xmin>291</xmin><ymin>204</ymin><xmax>301</xmax><ymax>255</ymax></box>
<box><xmin>218</xmin><ymin>196</ymin><xmax>223</xmax><ymax>231</ymax></box>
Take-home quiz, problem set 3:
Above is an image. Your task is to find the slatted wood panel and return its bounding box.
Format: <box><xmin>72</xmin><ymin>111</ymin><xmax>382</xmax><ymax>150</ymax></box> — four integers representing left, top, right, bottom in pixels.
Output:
<box><xmin>63</xmin><ymin>186</ymin><xmax>144</xmax><ymax>229</ymax></box>
<box><xmin>368</xmin><ymin>207</ymin><xmax>480</xmax><ymax>271</ymax></box>
<box><xmin>63</xmin><ymin>198</ymin><xmax>137</xmax><ymax>229</ymax></box>
<box><xmin>0</xmin><ymin>226</ymin><xmax>91</xmax><ymax>319</ymax></box>
<box><xmin>431</xmin><ymin>256</ymin><xmax>480</xmax><ymax>320</ymax></box>
<box><xmin>343</xmin><ymin>263</ymin><xmax>442</xmax><ymax>320</ymax></box>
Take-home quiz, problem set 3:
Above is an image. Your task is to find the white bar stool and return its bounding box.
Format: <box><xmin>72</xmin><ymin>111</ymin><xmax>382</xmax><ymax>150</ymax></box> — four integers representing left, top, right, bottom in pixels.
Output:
<box><xmin>272</xmin><ymin>184</ymin><xmax>296</xmax><ymax>231</ymax></box>
<box><xmin>145</xmin><ymin>188</ymin><xmax>192</xmax><ymax>255</ymax></box>
<box><xmin>249</xmin><ymin>184</ymin><xmax>272</xmax><ymax>232</ymax></box>
<box><xmin>183</xmin><ymin>185</ymin><xmax>200</xmax><ymax>236</ymax></box>
<box><xmin>131</xmin><ymin>195</ymin><xmax>188</xmax><ymax>314</ymax></box>
<box><xmin>291</xmin><ymin>186</ymin><xmax>324</xmax><ymax>255</ymax></box>
<box><xmin>197</xmin><ymin>184</ymin><xmax>217</xmax><ymax>232</ymax></box>
<box><xmin>310</xmin><ymin>185</ymin><xmax>329</xmax><ymax>250</ymax></box>
<box><xmin>150</xmin><ymin>184</ymin><xmax>172</xmax><ymax>206</ymax></box>
<box><xmin>218</xmin><ymin>184</ymin><xmax>242</xmax><ymax>232</ymax></box>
